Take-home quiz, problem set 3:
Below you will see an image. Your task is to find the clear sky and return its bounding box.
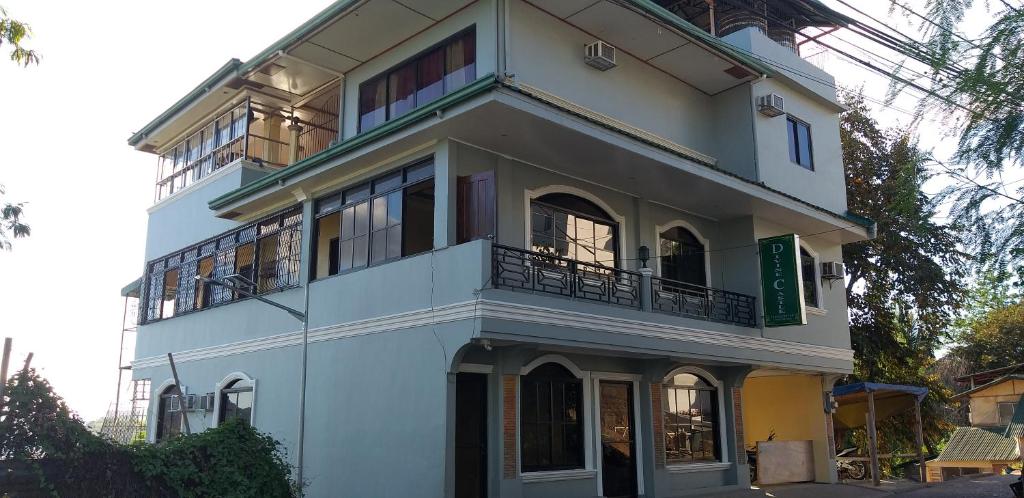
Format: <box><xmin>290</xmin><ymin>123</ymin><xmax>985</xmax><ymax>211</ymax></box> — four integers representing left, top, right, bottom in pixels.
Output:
<box><xmin>0</xmin><ymin>0</ymin><xmax>997</xmax><ymax>421</ymax></box>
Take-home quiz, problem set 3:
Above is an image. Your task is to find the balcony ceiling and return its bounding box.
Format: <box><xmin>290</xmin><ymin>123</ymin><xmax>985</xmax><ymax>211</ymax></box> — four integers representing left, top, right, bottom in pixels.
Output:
<box><xmin>527</xmin><ymin>0</ymin><xmax>759</xmax><ymax>94</ymax></box>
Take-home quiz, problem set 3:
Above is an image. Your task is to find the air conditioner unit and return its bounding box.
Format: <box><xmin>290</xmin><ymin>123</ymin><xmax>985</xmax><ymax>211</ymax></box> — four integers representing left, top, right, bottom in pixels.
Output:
<box><xmin>168</xmin><ymin>395</ymin><xmax>181</xmax><ymax>413</ymax></box>
<box><xmin>200</xmin><ymin>393</ymin><xmax>216</xmax><ymax>412</ymax></box>
<box><xmin>757</xmin><ymin>93</ymin><xmax>785</xmax><ymax>117</ymax></box>
<box><xmin>183</xmin><ymin>393</ymin><xmax>198</xmax><ymax>411</ymax></box>
<box><xmin>821</xmin><ymin>261</ymin><xmax>845</xmax><ymax>281</ymax></box>
<box><xmin>584</xmin><ymin>41</ymin><xmax>617</xmax><ymax>71</ymax></box>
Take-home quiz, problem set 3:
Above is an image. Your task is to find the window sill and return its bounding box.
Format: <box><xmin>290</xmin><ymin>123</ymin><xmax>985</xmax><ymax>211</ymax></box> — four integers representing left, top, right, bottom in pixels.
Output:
<box><xmin>806</xmin><ymin>306</ymin><xmax>827</xmax><ymax>316</ymax></box>
<box><xmin>521</xmin><ymin>469</ymin><xmax>597</xmax><ymax>483</ymax></box>
<box><xmin>665</xmin><ymin>462</ymin><xmax>732</xmax><ymax>474</ymax></box>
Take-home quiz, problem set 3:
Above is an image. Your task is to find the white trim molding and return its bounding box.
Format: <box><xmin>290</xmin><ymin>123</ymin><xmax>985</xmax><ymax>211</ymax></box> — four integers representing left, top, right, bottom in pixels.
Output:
<box><xmin>591</xmin><ymin>372</ymin><xmax>646</xmax><ymax>496</ymax></box>
<box><xmin>212</xmin><ymin>371</ymin><xmax>257</xmax><ymax>428</ymax></box>
<box><xmin>653</xmin><ymin>219</ymin><xmax>712</xmax><ymax>286</ymax></box>
<box><xmin>520</xmin><ymin>354</ymin><xmax>584</xmax><ymax>378</ymax></box>
<box><xmin>148</xmin><ymin>378</ymin><xmax>177</xmax><ymax>443</ymax></box>
<box><xmin>799</xmin><ymin>241</ymin><xmax>824</xmax><ymax>311</ymax></box>
<box><xmin>131</xmin><ymin>299</ymin><xmax>855</xmax><ymax>372</ymax></box>
<box><xmin>662</xmin><ymin>366</ymin><xmax>730</xmax><ymax>467</ymax></box>
<box><xmin>523</xmin><ymin>185</ymin><xmax>630</xmax><ymax>270</ymax></box>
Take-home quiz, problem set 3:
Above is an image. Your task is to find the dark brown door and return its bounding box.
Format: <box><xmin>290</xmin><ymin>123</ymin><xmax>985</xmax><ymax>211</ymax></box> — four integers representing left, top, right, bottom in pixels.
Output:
<box><xmin>457</xmin><ymin>171</ymin><xmax>496</xmax><ymax>243</ymax></box>
<box><xmin>455</xmin><ymin>372</ymin><xmax>488</xmax><ymax>498</ymax></box>
<box><xmin>600</xmin><ymin>381</ymin><xmax>637</xmax><ymax>498</ymax></box>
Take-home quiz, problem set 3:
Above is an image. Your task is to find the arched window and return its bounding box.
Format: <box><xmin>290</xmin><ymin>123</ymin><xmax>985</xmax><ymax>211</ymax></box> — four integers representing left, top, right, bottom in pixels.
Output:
<box><xmin>219</xmin><ymin>379</ymin><xmax>254</xmax><ymax>426</ymax></box>
<box><xmin>800</xmin><ymin>247</ymin><xmax>818</xmax><ymax>307</ymax></box>
<box><xmin>530</xmin><ymin>193</ymin><xmax>617</xmax><ymax>267</ymax></box>
<box><xmin>156</xmin><ymin>385</ymin><xmax>182</xmax><ymax>442</ymax></box>
<box><xmin>659</xmin><ymin>226</ymin><xmax>706</xmax><ymax>286</ymax></box>
<box><xmin>520</xmin><ymin>362</ymin><xmax>585</xmax><ymax>472</ymax></box>
<box><xmin>663</xmin><ymin>371</ymin><xmax>719</xmax><ymax>463</ymax></box>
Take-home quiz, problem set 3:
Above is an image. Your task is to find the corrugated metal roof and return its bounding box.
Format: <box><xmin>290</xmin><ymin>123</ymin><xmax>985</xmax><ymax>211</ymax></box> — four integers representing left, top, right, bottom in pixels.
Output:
<box><xmin>935</xmin><ymin>426</ymin><xmax>1019</xmax><ymax>462</ymax></box>
<box><xmin>1003</xmin><ymin>397</ymin><xmax>1024</xmax><ymax>439</ymax></box>
<box><xmin>953</xmin><ymin>374</ymin><xmax>1024</xmax><ymax>399</ymax></box>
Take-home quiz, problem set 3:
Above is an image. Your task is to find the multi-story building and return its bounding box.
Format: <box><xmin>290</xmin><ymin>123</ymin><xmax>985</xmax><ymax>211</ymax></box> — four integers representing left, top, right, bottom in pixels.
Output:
<box><xmin>125</xmin><ymin>1</ymin><xmax>873</xmax><ymax>496</ymax></box>
<box><xmin>925</xmin><ymin>365</ymin><xmax>1024</xmax><ymax>482</ymax></box>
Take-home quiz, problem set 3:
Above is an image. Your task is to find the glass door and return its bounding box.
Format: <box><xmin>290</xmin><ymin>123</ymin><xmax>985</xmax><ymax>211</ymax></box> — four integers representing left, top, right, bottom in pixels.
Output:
<box><xmin>600</xmin><ymin>381</ymin><xmax>637</xmax><ymax>498</ymax></box>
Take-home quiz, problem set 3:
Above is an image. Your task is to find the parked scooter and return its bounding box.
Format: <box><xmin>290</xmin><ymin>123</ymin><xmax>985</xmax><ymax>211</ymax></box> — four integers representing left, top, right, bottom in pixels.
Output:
<box><xmin>746</xmin><ymin>430</ymin><xmax>775</xmax><ymax>484</ymax></box>
<box><xmin>835</xmin><ymin>448</ymin><xmax>867</xmax><ymax>480</ymax></box>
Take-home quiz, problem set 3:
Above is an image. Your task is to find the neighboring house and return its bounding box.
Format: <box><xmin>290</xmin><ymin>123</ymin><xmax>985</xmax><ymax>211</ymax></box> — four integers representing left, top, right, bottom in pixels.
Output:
<box><xmin>925</xmin><ymin>367</ymin><xmax>1024</xmax><ymax>482</ymax></box>
<box><xmin>125</xmin><ymin>1</ymin><xmax>873</xmax><ymax>496</ymax></box>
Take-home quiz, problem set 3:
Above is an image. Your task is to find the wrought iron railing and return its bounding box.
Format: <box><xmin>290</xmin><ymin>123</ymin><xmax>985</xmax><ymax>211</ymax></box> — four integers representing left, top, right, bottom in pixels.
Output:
<box><xmin>492</xmin><ymin>244</ymin><xmax>641</xmax><ymax>309</ymax></box>
<box><xmin>651</xmin><ymin>277</ymin><xmax>756</xmax><ymax>327</ymax></box>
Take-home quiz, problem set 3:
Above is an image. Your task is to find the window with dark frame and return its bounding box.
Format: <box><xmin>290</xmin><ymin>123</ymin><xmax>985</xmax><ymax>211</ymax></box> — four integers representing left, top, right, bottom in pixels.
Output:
<box><xmin>663</xmin><ymin>372</ymin><xmax>719</xmax><ymax>463</ymax></box>
<box><xmin>358</xmin><ymin>28</ymin><xmax>476</xmax><ymax>132</ymax></box>
<box><xmin>659</xmin><ymin>226</ymin><xmax>706</xmax><ymax>286</ymax></box>
<box><xmin>530</xmin><ymin>193</ymin><xmax>617</xmax><ymax>268</ymax></box>
<box><xmin>520</xmin><ymin>363</ymin><xmax>585</xmax><ymax>472</ymax></box>
<box><xmin>800</xmin><ymin>247</ymin><xmax>818</xmax><ymax>308</ymax></box>
<box><xmin>786</xmin><ymin>116</ymin><xmax>814</xmax><ymax>170</ymax></box>
<box><xmin>142</xmin><ymin>207</ymin><xmax>303</xmax><ymax>324</ymax></box>
<box><xmin>219</xmin><ymin>379</ymin><xmax>254</xmax><ymax>426</ymax></box>
<box><xmin>312</xmin><ymin>160</ymin><xmax>435</xmax><ymax>279</ymax></box>
<box><xmin>156</xmin><ymin>386</ymin><xmax>182</xmax><ymax>442</ymax></box>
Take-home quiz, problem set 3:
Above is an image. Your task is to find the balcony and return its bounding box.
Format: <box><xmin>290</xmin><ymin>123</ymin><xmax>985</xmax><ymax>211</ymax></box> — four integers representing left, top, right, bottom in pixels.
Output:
<box><xmin>492</xmin><ymin>244</ymin><xmax>757</xmax><ymax>328</ymax></box>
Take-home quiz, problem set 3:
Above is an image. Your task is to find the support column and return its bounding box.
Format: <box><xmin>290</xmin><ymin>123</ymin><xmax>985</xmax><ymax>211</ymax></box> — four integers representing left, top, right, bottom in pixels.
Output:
<box><xmin>914</xmin><ymin>400</ymin><xmax>926</xmax><ymax>482</ymax></box>
<box><xmin>264</xmin><ymin>114</ymin><xmax>285</xmax><ymax>165</ymax></box>
<box><xmin>867</xmin><ymin>392</ymin><xmax>880</xmax><ymax>486</ymax></box>
<box><xmin>288</xmin><ymin>121</ymin><xmax>303</xmax><ymax>165</ymax></box>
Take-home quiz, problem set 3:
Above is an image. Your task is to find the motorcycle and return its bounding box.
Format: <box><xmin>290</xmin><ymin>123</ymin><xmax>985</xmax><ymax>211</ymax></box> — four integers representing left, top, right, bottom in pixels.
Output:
<box><xmin>835</xmin><ymin>448</ymin><xmax>867</xmax><ymax>480</ymax></box>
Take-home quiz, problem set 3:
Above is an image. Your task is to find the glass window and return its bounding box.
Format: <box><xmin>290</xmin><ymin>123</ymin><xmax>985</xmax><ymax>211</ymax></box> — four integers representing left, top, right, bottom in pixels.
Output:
<box><xmin>219</xmin><ymin>379</ymin><xmax>254</xmax><ymax>426</ymax></box>
<box><xmin>999</xmin><ymin>402</ymin><xmax>1016</xmax><ymax>426</ymax></box>
<box><xmin>660</xmin><ymin>227</ymin><xmax>706</xmax><ymax>286</ymax></box>
<box><xmin>664</xmin><ymin>372</ymin><xmax>718</xmax><ymax>463</ymax></box>
<box><xmin>800</xmin><ymin>247</ymin><xmax>818</xmax><ymax>307</ymax></box>
<box><xmin>156</xmin><ymin>386</ymin><xmax>183</xmax><ymax>442</ymax></box>
<box><xmin>359</xmin><ymin>77</ymin><xmax>387</xmax><ymax>131</ymax></box>
<box><xmin>520</xmin><ymin>363</ymin><xmax>584</xmax><ymax>472</ymax></box>
<box><xmin>357</xmin><ymin>28</ymin><xmax>476</xmax><ymax>132</ymax></box>
<box><xmin>194</xmin><ymin>257</ymin><xmax>215</xmax><ymax>310</ymax></box>
<box><xmin>787</xmin><ymin>117</ymin><xmax>813</xmax><ymax>170</ymax></box>
<box><xmin>445</xmin><ymin>31</ymin><xmax>476</xmax><ymax>92</ymax></box>
<box><xmin>161</xmin><ymin>268</ymin><xmax>179</xmax><ymax>319</ymax></box>
<box><xmin>313</xmin><ymin>162</ymin><xmax>435</xmax><ymax>278</ymax></box>
<box><xmin>530</xmin><ymin>193</ymin><xmax>617</xmax><ymax>268</ymax></box>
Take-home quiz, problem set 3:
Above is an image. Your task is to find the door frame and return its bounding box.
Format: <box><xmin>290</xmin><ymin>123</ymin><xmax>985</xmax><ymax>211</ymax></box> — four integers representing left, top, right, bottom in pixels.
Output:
<box><xmin>455</xmin><ymin>366</ymin><xmax>492</xmax><ymax>498</ymax></box>
<box><xmin>591</xmin><ymin>372</ymin><xmax>645</xmax><ymax>497</ymax></box>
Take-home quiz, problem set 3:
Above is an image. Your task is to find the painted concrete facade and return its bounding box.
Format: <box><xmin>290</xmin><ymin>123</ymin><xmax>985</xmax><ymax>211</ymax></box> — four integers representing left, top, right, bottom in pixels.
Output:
<box><xmin>128</xmin><ymin>1</ymin><xmax>868</xmax><ymax>496</ymax></box>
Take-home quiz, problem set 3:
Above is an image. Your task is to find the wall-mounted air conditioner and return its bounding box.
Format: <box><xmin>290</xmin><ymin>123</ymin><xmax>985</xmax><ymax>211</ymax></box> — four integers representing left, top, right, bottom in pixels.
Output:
<box><xmin>757</xmin><ymin>93</ymin><xmax>785</xmax><ymax>117</ymax></box>
<box><xmin>200</xmin><ymin>393</ymin><xmax>215</xmax><ymax>412</ymax></box>
<box><xmin>821</xmin><ymin>261</ymin><xmax>845</xmax><ymax>281</ymax></box>
<box><xmin>584</xmin><ymin>40</ymin><xmax>617</xmax><ymax>71</ymax></box>
<box><xmin>168</xmin><ymin>395</ymin><xmax>181</xmax><ymax>412</ymax></box>
<box><xmin>183</xmin><ymin>393</ymin><xmax>198</xmax><ymax>411</ymax></box>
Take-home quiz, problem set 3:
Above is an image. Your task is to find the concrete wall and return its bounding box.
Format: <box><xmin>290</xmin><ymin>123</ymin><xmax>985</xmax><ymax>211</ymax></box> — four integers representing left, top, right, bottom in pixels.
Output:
<box><xmin>968</xmin><ymin>380</ymin><xmax>1024</xmax><ymax>426</ymax></box>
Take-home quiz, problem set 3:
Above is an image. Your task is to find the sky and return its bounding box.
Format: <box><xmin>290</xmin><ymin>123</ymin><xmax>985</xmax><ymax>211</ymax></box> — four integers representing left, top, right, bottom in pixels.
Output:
<box><xmin>0</xmin><ymin>0</ymin><xmax>1000</xmax><ymax>421</ymax></box>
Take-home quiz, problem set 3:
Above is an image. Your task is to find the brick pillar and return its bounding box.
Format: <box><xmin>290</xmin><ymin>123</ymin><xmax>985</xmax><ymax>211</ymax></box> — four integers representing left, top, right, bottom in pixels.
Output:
<box><xmin>503</xmin><ymin>375</ymin><xmax>517</xmax><ymax>479</ymax></box>
<box><xmin>651</xmin><ymin>382</ymin><xmax>665</xmax><ymax>467</ymax></box>
<box><xmin>732</xmin><ymin>387</ymin><xmax>745</xmax><ymax>458</ymax></box>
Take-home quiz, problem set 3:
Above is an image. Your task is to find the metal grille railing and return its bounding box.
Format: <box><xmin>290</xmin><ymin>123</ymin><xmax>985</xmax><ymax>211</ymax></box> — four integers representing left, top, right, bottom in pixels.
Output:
<box><xmin>492</xmin><ymin>244</ymin><xmax>641</xmax><ymax>309</ymax></box>
<box><xmin>651</xmin><ymin>277</ymin><xmax>756</xmax><ymax>327</ymax></box>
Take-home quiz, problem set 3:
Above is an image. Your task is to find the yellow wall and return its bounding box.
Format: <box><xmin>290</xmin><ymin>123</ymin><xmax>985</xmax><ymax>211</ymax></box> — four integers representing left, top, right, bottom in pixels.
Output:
<box><xmin>743</xmin><ymin>373</ymin><xmax>831</xmax><ymax>483</ymax></box>
<box><xmin>968</xmin><ymin>380</ymin><xmax>1024</xmax><ymax>426</ymax></box>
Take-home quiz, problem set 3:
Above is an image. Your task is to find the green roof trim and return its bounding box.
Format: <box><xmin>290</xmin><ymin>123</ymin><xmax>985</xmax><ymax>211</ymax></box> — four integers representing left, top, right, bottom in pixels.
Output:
<box><xmin>121</xmin><ymin>276</ymin><xmax>143</xmax><ymax>298</ymax></box>
<box><xmin>1004</xmin><ymin>396</ymin><xmax>1024</xmax><ymax>439</ymax></box>
<box><xmin>935</xmin><ymin>426</ymin><xmax>1019</xmax><ymax>462</ymax></box>
<box><xmin>128</xmin><ymin>59</ymin><xmax>242</xmax><ymax>147</ymax></box>
<box><xmin>208</xmin><ymin>73</ymin><xmax>500</xmax><ymax>211</ymax></box>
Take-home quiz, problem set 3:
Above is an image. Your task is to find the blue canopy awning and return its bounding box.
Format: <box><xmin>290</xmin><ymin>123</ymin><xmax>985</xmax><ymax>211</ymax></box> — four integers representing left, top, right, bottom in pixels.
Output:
<box><xmin>831</xmin><ymin>382</ymin><xmax>929</xmax><ymax>430</ymax></box>
<box><xmin>832</xmin><ymin>382</ymin><xmax>928</xmax><ymax>400</ymax></box>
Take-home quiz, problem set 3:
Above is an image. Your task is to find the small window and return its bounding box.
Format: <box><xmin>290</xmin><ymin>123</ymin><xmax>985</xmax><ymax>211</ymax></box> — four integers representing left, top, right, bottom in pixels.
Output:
<box><xmin>156</xmin><ymin>386</ymin><xmax>182</xmax><ymax>442</ymax></box>
<box><xmin>664</xmin><ymin>372</ymin><xmax>719</xmax><ymax>463</ymax></box>
<box><xmin>161</xmin><ymin>268</ymin><xmax>179</xmax><ymax>319</ymax></box>
<box><xmin>220</xmin><ymin>379</ymin><xmax>254</xmax><ymax>426</ymax></box>
<box><xmin>999</xmin><ymin>402</ymin><xmax>1016</xmax><ymax>426</ymax></box>
<box><xmin>659</xmin><ymin>226</ymin><xmax>706</xmax><ymax>286</ymax></box>
<box><xmin>800</xmin><ymin>247</ymin><xmax>818</xmax><ymax>308</ymax></box>
<box><xmin>194</xmin><ymin>257</ymin><xmax>215</xmax><ymax>310</ymax></box>
<box><xmin>786</xmin><ymin>117</ymin><xmax>813</xmax><ymax>170</ymax></box>
<box><xmin>520</xmin><ymin>363</ymin><xmax>585</xmax><ymax>472</ymax></box>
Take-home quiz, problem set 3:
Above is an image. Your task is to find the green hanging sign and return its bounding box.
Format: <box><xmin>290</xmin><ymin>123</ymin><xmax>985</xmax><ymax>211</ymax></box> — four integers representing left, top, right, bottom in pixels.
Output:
<box><xmin>758</xmin><ymin>234</ymin><xmax>807</xmax><ymax>327</ymax></box>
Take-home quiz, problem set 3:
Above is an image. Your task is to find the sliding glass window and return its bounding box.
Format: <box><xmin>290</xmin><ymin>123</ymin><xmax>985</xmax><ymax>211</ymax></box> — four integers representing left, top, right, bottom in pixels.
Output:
<box><xmin>358</xmin><ymin>28</ymin><xmax>476</xmax><ymax>132</ymax></box>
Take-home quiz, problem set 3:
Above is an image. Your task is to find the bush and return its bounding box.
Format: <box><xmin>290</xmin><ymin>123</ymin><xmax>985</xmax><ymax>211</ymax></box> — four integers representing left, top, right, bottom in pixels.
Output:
<box><xmin>0</xmin><ymin>369</ymin><xmax>295</xmax><ymax>497</ymax></box>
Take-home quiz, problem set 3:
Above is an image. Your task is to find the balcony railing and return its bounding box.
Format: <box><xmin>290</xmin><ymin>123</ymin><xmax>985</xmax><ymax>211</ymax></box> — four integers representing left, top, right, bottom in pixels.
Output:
<box><xmin>492</xmin><ymin>244</ymin><xmax>642</xmax><ymax>309</ymax></box>
<box><xmin>651</xmin><ymin>277</ymin><xmax>757</xmax><ymax>327</ymax></box>
<box><xmin>492</xmin><ymin>244</ymin><xmax>757</xmax><ymax>327</ymax></box>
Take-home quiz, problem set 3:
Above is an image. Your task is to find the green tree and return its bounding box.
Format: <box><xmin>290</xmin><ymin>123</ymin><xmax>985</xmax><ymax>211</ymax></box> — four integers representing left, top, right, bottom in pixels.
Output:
<box><xmin>947</xmin><ymin>272</ymin><xmax>1024</xmax><ymax>372</ymax></box>
<box><xmin>0</xmin><ymin>5</ymin><xmax>37</xmax><ymax>66</ymax></box>
<box><xmin>0</xmin><ymin>184</ymin><xmax>30</xmax><ymax>251</ymax></box>
<box><xmin>841</xmin><ymin>91</ymin><xmax>966</xmax><ymax>453</ymax></box>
